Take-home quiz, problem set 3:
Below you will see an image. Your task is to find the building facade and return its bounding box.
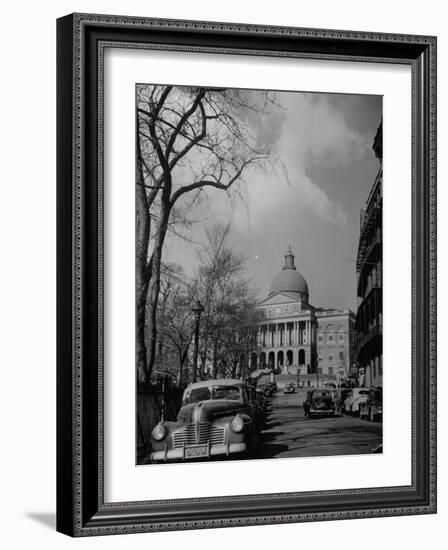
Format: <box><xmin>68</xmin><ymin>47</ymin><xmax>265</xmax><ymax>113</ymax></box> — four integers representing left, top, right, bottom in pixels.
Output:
<box><xmin>254</xmin><ymin>246</ymin><xmax>355</xmax><ymax>386</ymax></box>
<box><xmin>355</xmin><ymin>122</ymin><xmax>383</xmax><ymax>388</ymax></box>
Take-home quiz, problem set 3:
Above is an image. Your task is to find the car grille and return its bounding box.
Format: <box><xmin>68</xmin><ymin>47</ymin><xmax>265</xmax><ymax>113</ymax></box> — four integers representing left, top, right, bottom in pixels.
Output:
<box><xmin>172</xmin><ymin>422</ymin><xmax>226</xmax><ymax>448</ymax></box>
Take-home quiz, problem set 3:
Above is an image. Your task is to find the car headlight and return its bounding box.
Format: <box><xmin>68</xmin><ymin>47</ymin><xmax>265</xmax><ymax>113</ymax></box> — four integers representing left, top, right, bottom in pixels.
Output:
<box><xmin>151</xmin><ymin>423</ymin><xmax>167</xmax><ymax>441</ymax></box>
<box><xmin>231</xmin><ymin>415</ymin><xmax>245</xmax><ymax>433</ymax></box>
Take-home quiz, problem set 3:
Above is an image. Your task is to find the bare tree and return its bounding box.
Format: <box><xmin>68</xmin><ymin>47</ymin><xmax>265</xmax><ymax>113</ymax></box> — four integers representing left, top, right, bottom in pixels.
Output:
<box><xmin>193</xmin><ymin>224</ymin><xmax>264</xmax><ymax>379</ymax></box>
<box><xmin>136</xmin><ymin>85</ymin><xmax>275</xmax><ymax>381</ymax></box>
<box><xmin>155</xmin><ymin>263</ymin><xmax>195</xmax><ymax>384</ymax></box>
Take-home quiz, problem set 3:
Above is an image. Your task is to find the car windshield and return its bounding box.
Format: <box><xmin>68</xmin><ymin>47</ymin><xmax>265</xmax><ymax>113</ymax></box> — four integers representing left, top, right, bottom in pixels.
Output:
<box><xmin>212</xmin><ymin>386</ymin><xmax>242</xmax><ymax>400</ymax></box>
<box><xmin>182</xmin><ymin>385</ymin><xmax>241</xmax><ymax>404</ymax></box>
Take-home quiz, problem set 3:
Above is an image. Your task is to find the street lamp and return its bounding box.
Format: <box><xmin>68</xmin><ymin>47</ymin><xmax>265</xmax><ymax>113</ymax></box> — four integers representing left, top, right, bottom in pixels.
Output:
<box><xmin>191</xmin><ymin>300</ymin><xmax>205</xmax><ymax>383</ymax></box>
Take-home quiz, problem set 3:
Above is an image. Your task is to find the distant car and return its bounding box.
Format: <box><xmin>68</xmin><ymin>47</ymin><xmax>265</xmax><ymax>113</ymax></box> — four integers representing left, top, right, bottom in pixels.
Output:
<box><xmin>303</xmin><ymin>389</ymin><xmax>335</xmax><ymax>418</ymax></box>
<box><xmin>150</xmin><ymin>379</ymin><xmax>259</xmax><ymax>462</ymax></box>
<box><xmin>283</xmin><ymin>383</ymin><xmax>295</xmax><ymax>394</ymax></box>
<box><xmin>359</xmin><ymin>388</ymin><xmax>383</xmax><ymax>421</ymax></box>
<box><xmin>344</xmin><ymin>388</ymin><xmax>370</xmax><ymax>414</ymax></box>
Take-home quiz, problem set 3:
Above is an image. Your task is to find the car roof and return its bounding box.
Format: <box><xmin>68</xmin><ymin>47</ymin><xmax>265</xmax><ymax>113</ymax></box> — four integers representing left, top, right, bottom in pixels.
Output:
<box><xmin>185</xmin><ymin>379</ymin><xmax>244</xmax><ymax>390</ymax></box>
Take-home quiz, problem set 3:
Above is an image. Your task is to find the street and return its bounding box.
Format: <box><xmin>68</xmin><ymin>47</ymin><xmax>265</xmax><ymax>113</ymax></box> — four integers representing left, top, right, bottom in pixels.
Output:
<box><xmin>142</xmin><ymin>387</ymin><xmax>383</xmax><ymax>465</ymax></box>
<box><xmin>257</xmin><ymin>389</ymin><xmax>382</xmax><ymax>459</ymax></box>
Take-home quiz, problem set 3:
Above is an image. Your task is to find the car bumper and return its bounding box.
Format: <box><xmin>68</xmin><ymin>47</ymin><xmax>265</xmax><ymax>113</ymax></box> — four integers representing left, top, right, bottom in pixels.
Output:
<box><xmin>150</xmin><ymin>442</ymin><xmax>247</xmax><ymax>462</ymax></box>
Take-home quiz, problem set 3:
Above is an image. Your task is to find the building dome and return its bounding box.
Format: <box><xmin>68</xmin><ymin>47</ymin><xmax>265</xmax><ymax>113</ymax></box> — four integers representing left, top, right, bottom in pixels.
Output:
<box><xmin>269</xmin><ymin>245</ymin><xmax>309</xmax><ymax>298</ymax></box>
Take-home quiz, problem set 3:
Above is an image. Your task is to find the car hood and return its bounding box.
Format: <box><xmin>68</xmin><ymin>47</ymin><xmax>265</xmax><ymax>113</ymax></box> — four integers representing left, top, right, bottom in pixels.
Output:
<box><xmin>178</xmin><ymin>400</ymin><xmax>248</xmax><ymax>423</ymax></box>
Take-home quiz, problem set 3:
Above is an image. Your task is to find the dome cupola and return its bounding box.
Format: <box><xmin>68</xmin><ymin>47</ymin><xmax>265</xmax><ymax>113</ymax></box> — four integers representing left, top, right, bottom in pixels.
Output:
<box><xmin>269</xmin><ymin>245</ymin><xmax>309</xmax><ymax>300</ymax></box>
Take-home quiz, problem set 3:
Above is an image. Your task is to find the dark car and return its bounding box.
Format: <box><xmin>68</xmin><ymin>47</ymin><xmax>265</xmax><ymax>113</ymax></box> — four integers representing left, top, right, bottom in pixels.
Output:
<box><xmin>359</xmin><ymin>388</ymin><xmax>383</xmax><ymax>421</ymax></box>
<box><xmin>246</xmin><ymin>384</ymin><xmax>266</xmax><ymax>428</ymax></box>
<box><xmin>283</xmin><ymin>383</ymin><xmax>295</xmax><ymax>394</ymax></box>
<box><xmin>258</xmin><ymin>383</ymin><xmax>274</xmax><ymax>397</ymax></box>
<box><xmin>150</xmin><ymin>379</ymin><xmax>259</xmax><ymax>462</ymax></box>
<box><xmin>255</xmin><ymin>388</ymin><xmax>268</xmax><ymax>410</ymax></box>
<box><xmin>303</xmin><ymin>389</ymin><xmax>336</xmax><ymax>418</ymax></box>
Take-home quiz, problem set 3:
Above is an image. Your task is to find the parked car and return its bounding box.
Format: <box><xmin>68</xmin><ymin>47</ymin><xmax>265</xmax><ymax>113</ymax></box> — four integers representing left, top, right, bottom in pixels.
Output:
<box><xmin>303</xmin><ymin>389</ymin><xmax>335</xmax><ymax>418</ymax></box>
<box><xmin>344</xmin><ymin>388</ymin><xmax>370</xmax><ymax>415</ymax></box>
<box><xmin>326</xmin><ymin>389</ymin><xmax>342</xmax><ymax>413</ymax></box>
<box><xmin>258</xmin><ymin>383</ymin><xmax>274</xmax><ymax>397</ymax></box>
<box><xmin>283</xmin><ymin>383</ymin><xmax>295</xmax><ymax>394</ymax></box>
<box><xmin>246</xmin><ymin>384</ymin><xmax>266</xmax><ymax>428</ymax></box>
<box><xmin>338</xmin><ymin>389</ymin><xmax>352</xmax><ymax>412</ymax></box>
<box><xmin>150</xmin><ymin>379</ymin><xmax>259</xmax><ymax>462</ymax></box>
<box><xmin>255</xmin><ymin>388</ymin><xmax>268</xmax><ymax>410</ymax></box>
<box><xmin>359</xmin><ymin>388</ymin><xmax>383</xmax><ymax>421</ymax></box>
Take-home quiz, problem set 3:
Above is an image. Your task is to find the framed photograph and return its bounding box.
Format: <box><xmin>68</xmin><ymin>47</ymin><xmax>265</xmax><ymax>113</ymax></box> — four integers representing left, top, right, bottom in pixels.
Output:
<box><xmin>56</xmin><ymin>13</ymin><xmax>437</xmax><ymax>536</ymax></box>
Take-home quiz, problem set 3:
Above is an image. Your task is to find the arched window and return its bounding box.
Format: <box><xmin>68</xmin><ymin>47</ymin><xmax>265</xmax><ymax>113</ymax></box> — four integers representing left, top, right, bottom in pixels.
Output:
<box><xmin>251</xmin><ymin>353</ymin><xmax>258</xmax><ymax>369</ymax></box>
<box><xmin>298</xmin><ymin>349</ymin><xmax>305</xmax><ymax>365</ymax></box>
<box><xmin>277</xmin><ymin>350</ymin><xmax>284</xmax><ymax>367</ymax></box>
<box><xmin>326</xmin><ymin>325</ymin><xmax>335</xmax><ymax>344</ymax></box>
<box><xmin>338</xmin><ymin>325</ymin><xmax>344</xmax><ymax>344</ymax></box>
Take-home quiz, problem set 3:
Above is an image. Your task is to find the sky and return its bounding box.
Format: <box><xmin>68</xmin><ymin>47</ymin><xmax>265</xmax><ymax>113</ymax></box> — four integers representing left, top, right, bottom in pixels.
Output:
<box><xmin>159</xmin><ymin>88</ymin><xmax>382</xmax><ymax>312</ymax></box>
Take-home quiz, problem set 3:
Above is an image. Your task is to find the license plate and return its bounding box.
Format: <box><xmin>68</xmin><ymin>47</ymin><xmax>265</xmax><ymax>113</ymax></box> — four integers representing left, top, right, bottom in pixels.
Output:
<box><xmin>184</xmin><ymin>445</ymin><xmax>209</xmax><ymax>459</ymax></box>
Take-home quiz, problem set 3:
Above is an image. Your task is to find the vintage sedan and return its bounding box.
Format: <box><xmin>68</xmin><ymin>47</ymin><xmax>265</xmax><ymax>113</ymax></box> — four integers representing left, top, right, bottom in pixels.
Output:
<box><xmin>258</xmin><ymin>383</ymin><xmax>274</xmax><ymax>397</ymax></box>
<box><xmin>150</xmin><ymin>379</ymin><xmax>259</xmax><ymax>462</ymax></box>
<box><xmin>359</xmin><ymin>388</ymin><xmax>383</xmax><ymax>421</ymax></box>
<box><xmin>344</xmin><ymin>388</ymin><xmax>370</xmax><ymax>415</ymax></box>
<box><xmin>303</xmin><ymin>389</ymin><xmax>336</xmax><ymax>418</ymax></box>
<box><xmin>283</xmin><ymin>382</ymin><xmax>295</xmax><ymax>394</ymax></box>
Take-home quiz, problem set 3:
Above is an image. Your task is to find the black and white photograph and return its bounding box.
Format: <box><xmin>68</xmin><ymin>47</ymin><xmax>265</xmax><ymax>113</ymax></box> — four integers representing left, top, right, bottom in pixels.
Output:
<box><xmin>135</xmin><ymin>84</ymin><xmax>383</xmax><ymax>465</ymax></box>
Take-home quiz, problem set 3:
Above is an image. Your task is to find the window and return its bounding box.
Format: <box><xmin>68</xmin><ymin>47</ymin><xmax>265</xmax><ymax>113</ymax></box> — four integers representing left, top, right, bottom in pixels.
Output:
<box><xmin>338</xmin><ymin>333</ymin><xmax>344</xmax><ymax>343</ymax></box>
<box><xmin>328</xmin><ymin>355</ymin><xmax>333</xmax><ymax>362</ymax></box>
<box><xmin>318</xmin><ymin>333</ymin><xmax>324</xmax><ymax>343</ymax></box>
<box><xmin>327</xmin><ymin>334</ymin><xmax>334</xmax><ymax>343</ymax></box>
<box><xmin>339</xmin><ymin>351</ymin><xmax>344</xmax><ymax>360</ymax></box>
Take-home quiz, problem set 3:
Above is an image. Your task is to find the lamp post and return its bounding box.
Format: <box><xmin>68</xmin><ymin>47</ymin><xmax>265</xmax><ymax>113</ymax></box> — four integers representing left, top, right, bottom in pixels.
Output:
<box><xmin>191</xmin><ymin>300</ymin><xmax>205</xmax><ymax>383</ymax></box>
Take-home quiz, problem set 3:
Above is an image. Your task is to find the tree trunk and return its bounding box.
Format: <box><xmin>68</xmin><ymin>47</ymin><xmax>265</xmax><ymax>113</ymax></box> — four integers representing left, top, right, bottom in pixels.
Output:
<box><xmin>136</xmin><ymin>142</ymin><xmax>151</xmax><ymax>384</ymax></box>
<box><xmin>145</xmin><ymin>202</ymin><xmax>171</xmax><ymax>379</ymax></box>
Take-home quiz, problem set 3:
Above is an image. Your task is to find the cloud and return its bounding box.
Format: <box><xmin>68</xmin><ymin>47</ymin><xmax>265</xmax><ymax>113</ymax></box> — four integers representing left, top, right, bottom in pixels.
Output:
<box><xmin>225</xmin><ymin>92</ymin><xmax>371</xmax><ymax>229</ymax></box>
<box><xmin>174</xmin><ymin>91</ymin><xmax>374</xmax><ymax>236</ymax></box>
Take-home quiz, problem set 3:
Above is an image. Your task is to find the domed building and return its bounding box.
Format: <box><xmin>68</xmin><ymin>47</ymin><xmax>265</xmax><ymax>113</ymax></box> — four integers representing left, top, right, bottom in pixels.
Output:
<box><xmin>255</xmin><ymin>246</ymin><xmax>356</xmax><ymax>387</ymax></box>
